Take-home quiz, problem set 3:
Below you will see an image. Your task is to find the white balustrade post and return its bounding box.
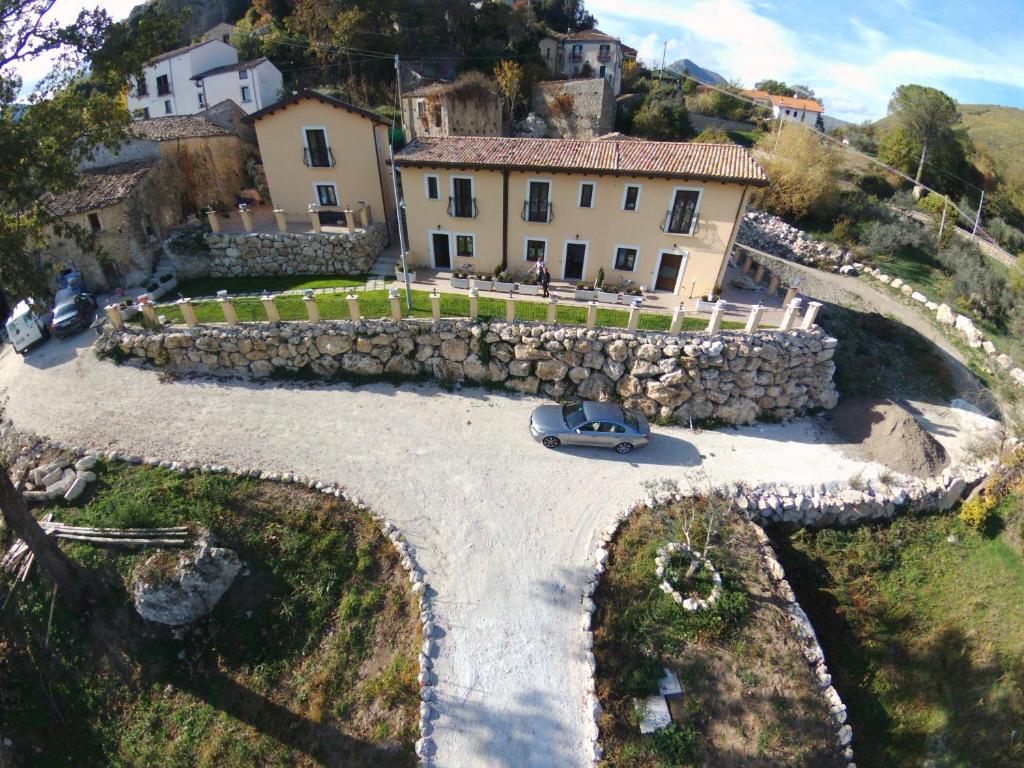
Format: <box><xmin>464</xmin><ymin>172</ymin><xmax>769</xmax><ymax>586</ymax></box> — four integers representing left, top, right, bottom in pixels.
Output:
<box><xmin>304</xmin><ymin>295</ymin><xmax>320</xmax><ymax>322</ymax></box>
<box><xmin>547</xmin><ymin>295</ymin><xmax>558</xmax><ymax>323</ymax></box>
<box><xmin>800</xmin><ymin>300</ymin><xmax>823</xmax><ymax>330</ymax></box>
<box><xmin>177</xmin><ymin>299</ymin><xmax>198</xmax><ymax>328</ymax></box>
<box><xmin>506</xmin><ymin>297</ymin><xmax>516</xmax><ymax>323</ymax></box>
<box><xmin>706</xmin><ymin>300</ymin><xmax>726</xmax><ymax>334</ymax></box>
<box><xmin>238</xmin><ymin>204</ymin><xmax>253</xmax><ymax>233</ymax></box>
<box><xmin>308</xmin><ymin>204</ymin><xmax>322</xmax><ymax>234</ymax></box>
<box><xmin>273</xmin><ymin>208</ymin><xmax>288</xmax><ymax>233</ymax></box>
<box><xmin>783</xmin><ymin>285</ymin><xmax>798</xmax><ymax>306</ymax></box>
<box><xmin>141</xmin><ymin>302</ymin><xmax>159</xmax><ymax>327</ymax></box>
<box><xmin>469</xmin><ymin>288</ymin><xmax>479</xmax><ymax>321</ymax></box>
<box><xmin>670</xmin><ymin>304</ymin><xmax>686</xmax><ymax>334</ymax></box>
<box><xmin>778</xmin><ymin>298</ymin><xmax>803</xmax><ymax>331</ymax></box>
<box><xmin>261</xmin><ymin>295</ymin><xmax>280</xmax><ymax>323</ymax></box>
<box><xmin>105</xmin><ymin>304</ymin><xmax>125</xmax><ymax>330</ymax></box>
<box><xmin>430</xmin><ymin>290</ymin><xmax>441</xmax><ymax>323</ymax></box>
<box><xmin>389</xmin><ymin>287</ymin><xmax>402</xmax><ymax>321</ymax></box>
<box><xmin>627</xmin><ymin>302</ymin><xmax>641</xmax><ymax>331</ymax></box>
<box><xmin>744</xmin><ymin>303</ymin><xmax>765</xmax><ymax>334</ymax></box>
<box><xmin>346</xmin><ymin>294</ymin><xmax>360</xmax><ymax>322</ymax></box>
<box><xmin>206</xmin><ymin>209</ymin><xmax>221</xmax><ymax>233</ymax></box>
<box><xmin>586</xmin><ymin>301</ymin><xmax>598</xmax><ymax>330</ymax></box>
<box><xmin>220</xmin><ymin>297</ymin><xmax>238</xmax><ymax>326</ymax></box>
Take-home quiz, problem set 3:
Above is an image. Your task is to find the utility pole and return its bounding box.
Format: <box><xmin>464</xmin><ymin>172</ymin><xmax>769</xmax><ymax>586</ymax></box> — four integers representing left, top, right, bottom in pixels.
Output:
<box><xmin>773</xmin><ymin>114</ymin><xmax>783</xmax><ymax>153</ymax></box>
<box><xmin>939</xmin><ymin>197</ymin><xmax>948</xmax><ymax>240</ymax></box>
<box><xmin>391</xmin><ymin>54</ymin><xmax>412</xmax><ymax>309</ymax></box>
<box><xmin>971</xmin><ymin>189</ymin><xmax>985</xmax><ymax>240</ymax></box>
<box><xmin>659</xmin><ymin>41</ymin><xmax>666</xmax><ymax>82</ymax></box>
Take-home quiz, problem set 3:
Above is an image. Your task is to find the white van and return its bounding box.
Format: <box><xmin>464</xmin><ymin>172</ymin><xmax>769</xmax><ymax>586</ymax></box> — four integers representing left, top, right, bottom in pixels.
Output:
<box><xmin>5</xmin><ymin>299</ymin><xmax>49</xmax><ymax>354</ymax></box>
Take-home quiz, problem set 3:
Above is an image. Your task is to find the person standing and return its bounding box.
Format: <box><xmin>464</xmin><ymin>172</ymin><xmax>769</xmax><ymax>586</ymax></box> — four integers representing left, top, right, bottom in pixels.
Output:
<box><xmin>541</xmin><ymin>266</ymin><xmax>551</xmax><ymax>298</ymax></box>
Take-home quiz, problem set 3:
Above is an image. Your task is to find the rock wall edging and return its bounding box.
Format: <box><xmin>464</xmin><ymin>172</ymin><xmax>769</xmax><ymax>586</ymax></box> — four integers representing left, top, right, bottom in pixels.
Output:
<box><xmin>203</xmin><ymin>221</ymin><xmax>387</xmax><ymax>278</ymax></box>
<box><xmin>95</xmin><ymin>319</ymin><xmax>840</xmax><ymax>426</ymax></box>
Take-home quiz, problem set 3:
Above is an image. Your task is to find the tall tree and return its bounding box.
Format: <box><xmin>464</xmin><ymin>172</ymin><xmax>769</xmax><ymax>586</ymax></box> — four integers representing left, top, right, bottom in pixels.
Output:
<box><xmin>493</xmin><ymin>58</ymin><xmax>524</xmax><ymax>123</ymax></box>
<box><xmin>887</xmin><ymin>84</ymin><xmax>960</xmax><ymax>188</ymax></box>
<box><xmin>0</xmin><ymin>1</ymin><xmax>177</xmax><ymax>304</ymax></box>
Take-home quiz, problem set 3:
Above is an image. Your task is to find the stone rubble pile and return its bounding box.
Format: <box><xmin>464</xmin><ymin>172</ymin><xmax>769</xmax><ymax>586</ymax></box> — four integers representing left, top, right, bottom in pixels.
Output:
<box><xmin>204</xmin><ymin>221</ymin><xmax>387</xmax><ymax>278</ymax></box>
<box><xmin>860</xmin><ymin>264</ymin><xmax>1024</xmax><ymax>390</ymax></box>
<box><xmin>96</xmin><ymin>319</ymin><xmax>840</xmax><ymax>426</ymax></box>
<box><xmin>738</xmin><ymin>210</ymin><xmax>855</xmax><ymax>271</ymax></box>
<box><xmin>654</xmin><ymin>542</ymin><xmax>722</xmax><ymax>611</ymax></box>
<box><xmin>132</xmin><ymin>539</ymin><xmax>242</xmax><ymax>626</ymax></box>
<box><xmin>18</xmin><ymin>454</ymin><xmax>99</xmax><ymax>503</ymax></box>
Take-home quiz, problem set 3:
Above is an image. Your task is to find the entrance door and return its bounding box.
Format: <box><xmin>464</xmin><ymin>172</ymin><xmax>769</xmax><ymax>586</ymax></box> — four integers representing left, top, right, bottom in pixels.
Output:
<box><xmin>431</xmin><ymin>232</ymin><xmax>451</xmax><ymax>269</ymax></box>
<box><xmin>655</xmin><ymin>252</ymin><xmax>684</xmax><ymax>292</ymax></box>
<box><xmin>564</xmin><ymin>242</ymin><xmax>587</xmax><ymax>280</ymax></box>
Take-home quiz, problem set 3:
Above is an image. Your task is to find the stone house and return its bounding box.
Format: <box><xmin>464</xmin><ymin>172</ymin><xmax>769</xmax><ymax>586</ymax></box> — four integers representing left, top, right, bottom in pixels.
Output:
<box><xmin>126</xmin><ymin>38</ymin><xmax>283</xmax><ymax>118</ymax></box>
<box><xmin>530</xmin><ymin>79</ymin><xmax>615</xmax><ymax>139</ymax></box>
<box><xmin>395</xmin><ymin>136</ymin><xmax>767</xmax><ymax>299</ymax></box>
<box><xmin>539</xmin><ymin>28</ymin><xmax>628</xmax><ymax>95</ymax></box>
<box><xmin>402</xmin><ymin>77</ymin><xmax>503</xmax><ymax>140</ymax></box>
<box><xmin>41</xmin><ymin>108</ymin><xmax>257</xmax><ymax>291</ymax></box>
<box><xmin>246</xmin><ymin>90</ymin><xmax>396</xmax><ymax>235</ymax></box>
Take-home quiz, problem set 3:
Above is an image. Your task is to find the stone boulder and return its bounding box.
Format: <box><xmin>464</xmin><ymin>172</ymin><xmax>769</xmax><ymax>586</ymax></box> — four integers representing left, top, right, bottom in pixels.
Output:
<box><xmin>132</xmin><ymin>542</ymin><xmax>241</xmax><ymax>626</ymax></box>
<box><xmin>935</xmin><ymin>304</ymin><xmax>955</xmax><ymax>325</ymax></box>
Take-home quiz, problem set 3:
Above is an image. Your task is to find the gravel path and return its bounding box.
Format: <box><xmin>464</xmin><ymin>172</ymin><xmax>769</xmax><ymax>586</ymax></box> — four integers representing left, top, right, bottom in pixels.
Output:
<box><xmin>0</xmin><ymin>336</ymin><xmax>995</xmax><ymax>767</ymax></box>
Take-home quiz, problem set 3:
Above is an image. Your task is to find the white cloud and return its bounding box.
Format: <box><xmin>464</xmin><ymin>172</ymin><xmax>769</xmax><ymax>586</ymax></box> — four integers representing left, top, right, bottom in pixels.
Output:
<box><xmin>589</xmin><ymin>0</ymin><xmax>1024</xmax><ymax>122</ymax></box>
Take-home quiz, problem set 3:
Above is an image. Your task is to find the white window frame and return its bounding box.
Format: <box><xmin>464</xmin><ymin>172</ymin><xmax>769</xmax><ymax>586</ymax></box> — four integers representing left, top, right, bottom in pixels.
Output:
<box><xmin>424</xmin><ymin>173</ymin><xmax>440</xmax><ymax>200</ymax></box>
<box><xmin>652</xmin><ymin>249</ymin><xmax>689</xmax><ymax>295</ymax></box>
<box><xmin>164</xmin><ymin>100</ymin><xmax>172</xmax><ymax>115</ymax></box>
<box><xmin>453</xmin><ymin>232</ymin><xmax>476</xmax><ymax>260</ymax></box>
<box><xmin>577</xmin><ymin>181</ymin><xmax>596</xmax><ymax>209</ymax></box>
<box><xmin>312</xmin><ymin>182</ymin><xmax>339</xmax><ymax>207</ymax></box>
<box><xmin>664</xmin><ymin>185</ymin><xmax>705</xmax><ymax>236</ymax></box>
<box><xmin>561</xmin><ymin>239</ymin><xmax>590</xmax><ymax>281</ymax></box>
<box><xmin>612</xmin><ymin>244</ymin><xmax>640</xmax><ymax>273</ymax></box>
<box><xmin>428</xmin><ymin>230</ymin><xmax>453</xmax><ymax>270</ymax></box>
<box><xmin>525</xmin><ymin>178</ymin><xmax>553</xmax><ymax>223</ymax></box>
<box><xmin>621</xmin><ymin>183</ymin><xmax>642</xmax><ymax>212</ymax></box>
<box><xmin>302</xmin><ymin>125</ymin><xmax>331</xmax><ymax>154</ymax></box>
<box><xmin>523</xmin><ymin>236</ymin><xmax>549</xmax><ymax>263</ymax></box>
<box><xmin>197</xmin><ymin>92</ymin><xmax>205</xmax><ymax>109</ymax></box>
<box><xmin>449</xmin><ymin>175</ymin><xmax>476</xmax><ymax>216</ymax></box>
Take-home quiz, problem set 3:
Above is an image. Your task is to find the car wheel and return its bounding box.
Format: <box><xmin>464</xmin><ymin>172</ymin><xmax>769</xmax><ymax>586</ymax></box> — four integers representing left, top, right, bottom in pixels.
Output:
<box><xmin>614</xmin><ymin>442</ymin><xmax>634</xmax><ymax>454</ymax></box>
<box><xmin>542</xmin><ymin>436</ymin><xmax>561</xmax><ymax>449</ymax></box>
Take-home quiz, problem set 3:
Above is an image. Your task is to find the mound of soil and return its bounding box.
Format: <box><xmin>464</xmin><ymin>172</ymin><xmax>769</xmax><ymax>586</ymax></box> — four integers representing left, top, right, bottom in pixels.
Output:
<box><xmin>827</xmin><ymin>397</ymin><xmax>948</xmax><ymax>479</ymax></box>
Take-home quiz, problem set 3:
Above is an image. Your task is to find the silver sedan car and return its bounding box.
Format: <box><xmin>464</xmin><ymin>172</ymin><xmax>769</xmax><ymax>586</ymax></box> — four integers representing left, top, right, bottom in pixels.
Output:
<box><xmin>529</xmin><ymin>401</ymin><xmax>651</xmax><ymax>454</ymax></box>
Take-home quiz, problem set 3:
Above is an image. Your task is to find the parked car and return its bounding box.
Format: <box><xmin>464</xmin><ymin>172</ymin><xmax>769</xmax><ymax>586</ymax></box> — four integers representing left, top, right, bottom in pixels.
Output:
<box><xmin>51</xmin><ymin>293</ymin><xmax>97</xmax><ymax>338</ymax></box>
<box><xmin>529</xmin><ymin>401</ymin><xmax>651</xmax><ymax>454</ymax></box>
<box><xmin>5</xmin><ymin>298</ymin><xmax>49</xmax><ymax>354</ymax></box>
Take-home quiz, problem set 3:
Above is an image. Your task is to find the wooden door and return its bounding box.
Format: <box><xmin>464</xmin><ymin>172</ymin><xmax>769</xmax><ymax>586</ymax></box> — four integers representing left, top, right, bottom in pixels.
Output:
<box><xmin>432</xmin><ymin>232</ymin><xmax>451</xmax><ymax>269</ymax></box>
<box><xmin>656</xmin><ymin>252</ymin><xmax>683</xmax><ymax>292</ymax></box>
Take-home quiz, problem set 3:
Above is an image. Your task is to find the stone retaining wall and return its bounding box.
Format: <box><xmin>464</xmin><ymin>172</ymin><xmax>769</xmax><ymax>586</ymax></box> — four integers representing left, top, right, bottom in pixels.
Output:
<box><xmin>738</xmin><ymin>210</ymin><xmax>854</xmax><ymax>271</ymax></box>
<box><xmin>204</xmin><ymin>221</ymin><xmax>388</xmax><ymax>278</ymax></box>
<box><xmin>95</xmin><ymin>319</ymin><xmax>840</xmax><ymax>425</ymax></box>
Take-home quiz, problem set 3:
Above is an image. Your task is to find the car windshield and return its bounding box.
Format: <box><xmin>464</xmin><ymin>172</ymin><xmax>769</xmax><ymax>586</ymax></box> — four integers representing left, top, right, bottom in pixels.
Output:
<box><xmin>562</xmin><ymin>402</ymin><xmax>587</xmax><ymax>429</ymax></box>
<box><xmin>623</xmin><ymin>410</ymin><xmax>641</xmax><ymax>430</ymax></box>
<box><xmin>53</xmin><ymin>302</ymin><xmax>77</xmax><ymax>320</ymax></box>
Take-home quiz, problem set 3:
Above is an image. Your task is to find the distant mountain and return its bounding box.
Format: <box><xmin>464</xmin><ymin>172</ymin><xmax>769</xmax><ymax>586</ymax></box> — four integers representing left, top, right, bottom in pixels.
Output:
<box><xmin>821</xmin><ymin>114</ymin><xmax>854</xmax><ymax>134</ymax></box>
<box><xmin>666</xmin><ymin>59</ymin><xmax>728</xmax><ymax>87</ymax></box>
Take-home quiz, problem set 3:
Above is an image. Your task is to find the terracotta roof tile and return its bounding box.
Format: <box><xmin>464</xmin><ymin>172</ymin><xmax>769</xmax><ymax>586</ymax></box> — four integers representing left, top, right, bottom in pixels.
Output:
<box><xmin>191</xmin><ymin>57</ymin><xmax>269</xmax><ymax>80</ymax></box>
<box><xmin>395</xmin><ymin>137</ymin><xmax>767</xmax><ymax>185</ymax></box>
<box><xmin>768</xmin><ymin>94</ymin><xmax>823</xmax><ymax>112</ymax></box>
<box><xmin>130</xmin><ymin>114</ymin><xmax>233</xmax><ymax>141</ymax></box>
<box><xmin>43</xmin><ymin>161</ymin><xmax>156</xmax><ymax>216</ymax></box>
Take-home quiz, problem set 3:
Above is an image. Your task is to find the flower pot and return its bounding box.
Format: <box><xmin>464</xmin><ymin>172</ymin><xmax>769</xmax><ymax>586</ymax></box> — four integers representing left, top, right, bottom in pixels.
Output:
<box><xmin>473</xmin><ymin>278</ymin><xmax>493</xmax><ymax>291</ymax></box>
<box><xmin>517</xmin><ymin>283</ymin><xmax>541</xmax><ymax>296</ymax></box>
<box><xmin>574</xmin><ymin>289</ymin><xmax>597</xmax><ymax>301</ymax></box>
<box><xmin>494</xmin><ymin>280</ymin><xmax>515</xmax><ymax>294</ymax></box>
<box><xmin>395</xmin><ymin>270</ymin><xmax>417</xmax><ymax>282</ymax></box>
<box><xmin>450</xmin><ymin>277</ymin><xmax>471</xmax><ymax>289</ymax></box>
<box><xmin>597</xmin><ymin>291</ymin><xmax>620</xmax><ymax>304</ymax></box>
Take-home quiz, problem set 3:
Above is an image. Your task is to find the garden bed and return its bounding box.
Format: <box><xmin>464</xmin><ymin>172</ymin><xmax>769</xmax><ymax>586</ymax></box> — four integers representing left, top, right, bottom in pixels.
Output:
<box><xmin>0</xmin><ymin>463</ymin><xmax>420</xmax><ymax>767</ymax></box>
<box><xmin>593</xmin><ymin>497</ymin><xmax>843</xmax><ymax>767</ymax></box>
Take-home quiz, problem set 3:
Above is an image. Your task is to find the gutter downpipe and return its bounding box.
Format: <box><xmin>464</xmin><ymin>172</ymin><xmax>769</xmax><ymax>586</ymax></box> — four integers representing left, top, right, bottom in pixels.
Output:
<box><xmin>502</xmin><ymin>169</ymin><xmax>509</xmax><ymax>270</ymax></box>
<box><xmin>716</xmin><ymin>185</ymin><xmax>751</xmax><ymax>289</ymax></box>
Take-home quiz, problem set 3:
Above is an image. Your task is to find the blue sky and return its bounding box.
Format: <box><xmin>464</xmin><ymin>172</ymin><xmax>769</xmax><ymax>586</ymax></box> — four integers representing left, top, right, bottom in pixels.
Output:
<box><xmin>588</xmin><ymin>0</ymin><xmax>1024</xmax><ymax>123</ymax></box>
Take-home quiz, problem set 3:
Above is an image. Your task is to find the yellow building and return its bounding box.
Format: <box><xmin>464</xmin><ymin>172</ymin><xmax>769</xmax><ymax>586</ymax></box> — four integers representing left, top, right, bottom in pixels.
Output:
<box><xmin>247</xmin><ymin>90</ymin><xmax>396</xmax><ymax>232</ymax></box>
<box><xmin>395</xmin><ymin>136</ymin><xmax>767</xmax><ymax>299</ymax></box>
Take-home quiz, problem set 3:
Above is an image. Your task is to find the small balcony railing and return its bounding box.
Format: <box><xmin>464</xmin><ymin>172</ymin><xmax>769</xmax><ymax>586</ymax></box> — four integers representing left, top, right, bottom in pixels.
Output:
<box><xmin>522</xmin><ymin>200</ymin><xmax>553</xmax><ymax>223</ymax></box>
<box><xmin>569</xmin><ymin>52</ymin><xmax>583</xmax><ymax>61</ymax></box>
<box><xmin>661</xmin><ymin>209</ymin><xmax>697</xmax><ymax>234</ymax></box>
<box><xmin>303</xmin><ymin>146</ymin><xmax>336</xmax><ymax>168</ymax></box>
<box><xmin>448</xmin><ymin>196</ymin><xmax>478</xmax><ymax>218</ymax></box>
<box><xmin>597</xmin><ymin>50</ymin><xmax>612</xmax><ymax>61</ymax></box>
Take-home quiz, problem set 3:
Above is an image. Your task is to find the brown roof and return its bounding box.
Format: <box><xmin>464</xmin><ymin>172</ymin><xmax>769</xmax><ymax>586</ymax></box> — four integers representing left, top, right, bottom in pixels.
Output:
<box><xmin>768</xmin><ymin>94</ymin><xmax>823</xmax><ymax>112</ymax></box>
<box><xmin>395</xmin><ymin>136</ymin><xmax>767</xmax><ymax>185</ymax></box>
<box><xmin>43</xmin><ymin>161</ymin><xmax>156</xmax><ymax>216</ymax></box>
<box><xmin>566</xmin><ymin>28</ymin><xmax>619</xmax><ymax>43</ymax></box>
<box><xmin>621</xmin><ymin>44</ymin><xmax>638</xmax><ymax>57</ymax></box>
<box><xmin>130</xmin><ymin>114</ymin><xmax>233</xmax><ymax>141</ymax></box>
<box><xmin>244</xmin><ymin>89</ymin><xmax>392</xmax><ymax>126</ymax></box>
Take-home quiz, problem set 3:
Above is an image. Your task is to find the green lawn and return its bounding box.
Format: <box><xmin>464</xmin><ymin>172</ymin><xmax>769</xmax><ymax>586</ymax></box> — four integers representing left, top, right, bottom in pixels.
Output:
<box><xmin>775</xmin><ymin>505</ymin><xmax>1024</xmax><ymax>768</ymax></box>
<box><xmin>872</xmin><ymin>245</ymin><xmax>955</xmax><ymax>301</ymax></box>
<box><xmin>149</xmin><ymin>290</ymin><xmax>746</xmax><ymax>332</ymax></box>
<box><xmin>0</xmin><ymin>463</ymin><xmax>419</xmax><ymax>767</ymax></box>
<box><xmin>176</xmin><ymin>273</ymin><xmax>391</xmax><ymax>297</ymax></box>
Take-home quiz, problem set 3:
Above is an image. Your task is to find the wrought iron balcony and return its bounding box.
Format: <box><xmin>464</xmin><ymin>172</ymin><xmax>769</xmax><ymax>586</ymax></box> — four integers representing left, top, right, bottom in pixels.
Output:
<box><xmin>303</xmin><ymin>146</ymin><xmax>336</xmax><ymax>168</ymax></box>
<box><xmin>447</xmin><ymin>196</ymin><xmax>478</xmax><ymax>218</ymax></box>
<box><xmin>661</xmin><ymin>209</ymin><xmax>697</xmax><ymax>234</ymax></box>
<box><xmin>522</xmin><ymin>200</ymin><xmax>553</xmax><ymax>223</ymax></box>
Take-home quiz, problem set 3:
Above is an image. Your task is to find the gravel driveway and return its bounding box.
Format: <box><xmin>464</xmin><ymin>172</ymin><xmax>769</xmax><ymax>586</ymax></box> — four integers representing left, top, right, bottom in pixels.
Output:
<box><xmin>0</xmin><ymin>335</ymin><xmax>994</xmax><ymax>767</ymax></box>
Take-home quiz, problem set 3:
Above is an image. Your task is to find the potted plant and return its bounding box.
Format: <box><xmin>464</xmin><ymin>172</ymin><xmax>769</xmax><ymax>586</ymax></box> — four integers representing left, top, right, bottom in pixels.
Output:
<box><xmin>597</xmin><ymin>281</ymin><xmax>620</xmax><ymax>304</ymax></box>
<box><xmin>473</xmin><ymin>271</ymin><xmax>493</xmax><ymax>291</ymax></box>
<box><xmin>516</xmin><ymin>271</ymin><xmax>541</xmax><ymax>296</ymax></box>
<box><xmin>595</xmin><ymin>267</ymin><xmax>605</xmax><ymax>289</ymax></box>
<box><xmin>574</xmin><ymin>282</ymin><xmax>597</xmax><ymax>301</ymax></box>
<box><xmin>450</xmin><ymin>267</ymin><xmax>471</xmax><ymax>289</ymax></box>
<box><xmin>395</xmin><ymin>262</ymin><xmax>417</xmax><ymax>282</ymax></box>
<box><xmin>493</xmin><ymin>270</ymin><xmax>515</xmax><ymax>294</ymax></box>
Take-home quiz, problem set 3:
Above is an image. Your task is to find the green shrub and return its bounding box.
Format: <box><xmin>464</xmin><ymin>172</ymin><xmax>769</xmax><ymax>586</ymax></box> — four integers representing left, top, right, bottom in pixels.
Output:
<box><xmin>857</xmin><ymin>173</ymin><xmax>896</xmax><ymax>199</ymax></box>
<box><xmin>916</xmin><ymin>193</ymin><xmax>950</xmax><ymax>215</ymax></box>
<box><xmin>650</xmin><ymin>722</ymin><xmax>701</xmax><ymax>763</ymax></box>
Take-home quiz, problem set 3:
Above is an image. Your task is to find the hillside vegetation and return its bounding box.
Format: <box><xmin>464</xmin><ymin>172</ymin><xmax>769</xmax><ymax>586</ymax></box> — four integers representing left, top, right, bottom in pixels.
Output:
<box><xmin>960</xmin><ymin>104</ymin><xmax>1024</xmax><ymax>186</ymax></box>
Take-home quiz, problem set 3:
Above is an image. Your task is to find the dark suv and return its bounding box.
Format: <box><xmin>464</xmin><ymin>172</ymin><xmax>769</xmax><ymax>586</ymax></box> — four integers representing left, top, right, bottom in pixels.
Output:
<box><xmin>51</xmin><ymin>293</ymin><xmax>97</xmax><ymax>338</ymax></box>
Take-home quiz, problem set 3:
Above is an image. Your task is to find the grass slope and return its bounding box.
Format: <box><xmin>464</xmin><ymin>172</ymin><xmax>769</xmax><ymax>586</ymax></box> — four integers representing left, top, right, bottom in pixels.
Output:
<box><xmin>775</xmin><ymin>506</ymin><xmax>1024</xmax><ymax>768</ymax></box>
<box><xmin>176</xmin><ymin>274</ymin><xmax>389</xmax><ymax>297</ymax></box>
<box><xmin>960</xmin><ymin>104</ymin><xmax>1024</xmax><ymax>187</ymax></box>
<box><xmin>0</xmin><ymin>463</ymin><xmax>419</xmax><ymax>768</ymax></box>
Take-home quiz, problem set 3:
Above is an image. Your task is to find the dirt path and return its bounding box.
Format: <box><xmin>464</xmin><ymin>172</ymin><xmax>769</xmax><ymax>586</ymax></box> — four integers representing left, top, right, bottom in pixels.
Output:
<box><xmin>0</xmin><ymin>337</ymin><xmax>997</xmax><ymax>768</ymax></box>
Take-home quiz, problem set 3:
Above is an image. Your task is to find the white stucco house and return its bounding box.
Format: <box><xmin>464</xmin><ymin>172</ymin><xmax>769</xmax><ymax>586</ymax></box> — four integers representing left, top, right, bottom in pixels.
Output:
<box><xmin>126</xmin><ymin>39</ymin><xmax>283</xmax><ymax>119</ymax></box>
<box><xmin>539</xmin><ymin>28</ymin><xmax>628</xmax><ymax>96</ymax></box>
<box><xmin>768</xmin><ymin>94</ymin><xmax>824</xmax><ymax>126</ymax></box>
